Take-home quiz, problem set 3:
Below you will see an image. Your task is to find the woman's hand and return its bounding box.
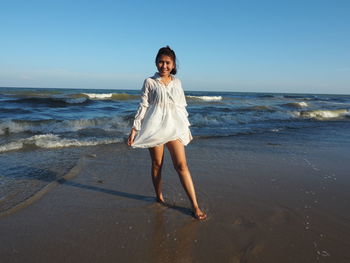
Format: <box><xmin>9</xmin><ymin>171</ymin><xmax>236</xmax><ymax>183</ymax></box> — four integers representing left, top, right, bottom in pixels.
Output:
<box><xmin>127</xmin><ymin>128</ymin><xmax>137</xmax><ymax>146</ymax></box>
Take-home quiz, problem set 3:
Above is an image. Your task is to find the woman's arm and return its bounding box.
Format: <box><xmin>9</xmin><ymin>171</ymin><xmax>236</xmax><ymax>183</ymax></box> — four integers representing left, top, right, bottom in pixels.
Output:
<box><xmin>132</xmin><ymin>79</ymin><xmax>150</xmax><ymax>131</ymax></box>
<box><xmin>128</xmin><ymin>79</ymin><xmax>150</xmax><ymax>146</ymax></box>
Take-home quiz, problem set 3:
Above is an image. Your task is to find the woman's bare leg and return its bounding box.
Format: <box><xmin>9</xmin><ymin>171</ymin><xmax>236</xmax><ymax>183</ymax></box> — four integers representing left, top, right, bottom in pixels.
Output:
<box><xmin>148</xmin><ymin>144</ymin><xmax>165</xmax><ymax>203</ymax></box>
<box><xmin>166</xmin><ymin>140</ymin><xmax>206</xmax><ymax>220</ymax></box>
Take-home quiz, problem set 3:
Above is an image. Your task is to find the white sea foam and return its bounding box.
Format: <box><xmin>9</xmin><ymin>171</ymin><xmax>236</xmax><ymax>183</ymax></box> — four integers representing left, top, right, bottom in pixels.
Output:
<box><xmin>298</xmin><ymin>102</ymin><xmax>309</xmax><ymax>107</ymax></box>
<box><xmin>271</xmin><ymin>128</ymin><xmax>281</xmax><ymax>132</ymax></box>
<box><xmin>83</xmin><ymin>93</ymin><xmax>113</xmax><ymax>99</ymax></box>
<box><xmin>0</xmin><ymin>121</ymin><xmax>26</xmax><ymax>135</ymax></box>
<box><xmin>0</xmin><ymin>141</ymin><xmax>23</xmax><ymax>152</ymax></box>
<box><xmin>0</xmin><ymin>134</ymin><xmax>122</xmax><ymax>153</ymax></box>
<box><xmin>285</xmin><ymin>101</ymin><xmax>309</xmax><ymax>108</ymax></box>
<box><xmin>299</xmin><ymin>109</ymin><xmax>349</xmax><ymax>120</ymax></box>
<box><xmin>186</xmin><ymin>95</ymin><xmax>223</xmax><ymax>101</ymax></box>
<box><xmin>81</xmin><ymin>93</ymin><xmax>137</xmax><ymax>100</ymax></box>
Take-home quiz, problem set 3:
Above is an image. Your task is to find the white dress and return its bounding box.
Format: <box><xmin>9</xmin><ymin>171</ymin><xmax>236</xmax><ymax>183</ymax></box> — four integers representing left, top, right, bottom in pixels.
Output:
<box><xmin>131</xmin><ymin>73</ymin><xmax>193</xmax><ymax>148</ymax></box>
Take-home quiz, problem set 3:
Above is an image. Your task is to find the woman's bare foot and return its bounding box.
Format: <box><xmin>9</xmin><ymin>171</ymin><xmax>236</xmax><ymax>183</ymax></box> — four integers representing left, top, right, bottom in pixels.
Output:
<box><xmin>156</xmin><ymin>195</ymin><xmax>165</xmax><ymax>205</ymax></box>
<box><xmin>193</xmin><ymin>207</ymin><xmax>207</xmax><ymax>220</ymax></box>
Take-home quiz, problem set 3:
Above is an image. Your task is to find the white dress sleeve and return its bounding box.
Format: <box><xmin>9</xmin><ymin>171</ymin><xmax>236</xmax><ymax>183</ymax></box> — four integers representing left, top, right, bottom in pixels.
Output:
<box><xmin>132</xmin><ymin>79</ymin><xmax>150</xmax><ymax>131</ymax></box>
<box><xmin>175</xmin><ymin>80</ymin><xmax>191</xmax><ymax>125</ymax></box>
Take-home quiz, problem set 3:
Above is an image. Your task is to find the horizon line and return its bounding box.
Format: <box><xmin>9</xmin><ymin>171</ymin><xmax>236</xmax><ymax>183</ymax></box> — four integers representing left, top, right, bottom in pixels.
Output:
<box><xmin>0</xmin><ymin>86</ymin><xmax>349</xmax><ymax>96</ymax></box>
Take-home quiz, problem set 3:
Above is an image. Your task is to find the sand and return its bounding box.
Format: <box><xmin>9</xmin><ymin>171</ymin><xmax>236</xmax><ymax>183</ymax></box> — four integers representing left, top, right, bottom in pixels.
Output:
<box><xmin>1</xmin><ymin>129</ymin><xmax>350</xmax><ymax>263</ymax></box>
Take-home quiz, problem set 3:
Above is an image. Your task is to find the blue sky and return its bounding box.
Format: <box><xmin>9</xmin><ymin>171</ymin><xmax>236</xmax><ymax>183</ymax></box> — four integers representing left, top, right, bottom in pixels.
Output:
<box><xmin>1</xmin><ymin>0</ymin><xmax>349</xmax><ymax>94</ymax></box>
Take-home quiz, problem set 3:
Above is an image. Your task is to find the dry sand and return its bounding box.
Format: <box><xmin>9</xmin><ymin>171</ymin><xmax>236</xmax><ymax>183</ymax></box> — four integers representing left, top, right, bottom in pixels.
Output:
<box><xmin>1</xmin><ymin>131</ymin><xmax>350</xmax><ymax>263</ymax></box>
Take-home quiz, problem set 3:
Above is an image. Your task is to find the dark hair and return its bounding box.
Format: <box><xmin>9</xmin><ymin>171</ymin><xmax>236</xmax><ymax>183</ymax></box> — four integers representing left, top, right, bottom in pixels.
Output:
<box><xmin>155</xmin><ymin>46</ymin><xmax>177</xmax><ymax>75</ymax></box>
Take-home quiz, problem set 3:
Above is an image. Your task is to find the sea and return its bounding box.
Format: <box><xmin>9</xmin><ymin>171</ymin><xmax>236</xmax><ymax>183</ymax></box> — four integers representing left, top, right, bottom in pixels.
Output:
<box><xmin>1</xmin><ymin>87</ymin><xmax>350</xmax><ymax>214</ymax></box>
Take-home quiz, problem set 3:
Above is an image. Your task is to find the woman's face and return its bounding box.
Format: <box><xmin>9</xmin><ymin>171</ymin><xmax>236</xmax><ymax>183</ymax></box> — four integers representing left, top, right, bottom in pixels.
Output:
<box><xmin>156</xmin><ymin>55</ymin><xmax>175</xmax><ymax>77</ymax></box>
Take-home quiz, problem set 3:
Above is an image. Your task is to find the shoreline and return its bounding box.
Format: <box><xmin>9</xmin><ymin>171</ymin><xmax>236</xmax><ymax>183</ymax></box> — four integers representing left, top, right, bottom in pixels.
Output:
<box><xmin>0</xmin><ymin>156</ymin><xmax>85</xmax><ymax>219</ymax></box>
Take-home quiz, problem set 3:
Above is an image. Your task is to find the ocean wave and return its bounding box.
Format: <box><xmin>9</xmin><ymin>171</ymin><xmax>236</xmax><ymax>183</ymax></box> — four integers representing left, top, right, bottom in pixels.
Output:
<box><xmin>258</xmin><ymin>94</ymin><xmax>275</xmax><ymax>98</ymax></box>
<box><xmin>189</xmin><ymin>110</ymin><xmax>293</xmax><ymax>128</ymax></box>
<box><xmin>2</xmin><ymin>90</ymin><xmax>62</xmax><ymax>97</ymax></box>
<box><xmin>0</xmin><ymin>108</ymin><xmax>33</xmax><ymax>114</ymax></box>
<box><xmin>282</xmin><ymin>102</ymin><xmax>309</xmax><ymax>108</ymax></box>
<box><xmin>237</xmin><ymin>105</ymin><xmax>276</xmax><ymax>112</ymax></box>
<box><xmin>64</xmin><ymin>97</ymin><xmax>88</xmax><ymax>104</ymax></box>
<box><xmin>4</xmin><ymin>96</ymin><xmax>89</xmax><ymax>106</ymax></box>
<box><xmin>0</xmin><ymin>134</ymin><xmax>122</xmax><ymax>153</ymax></box>
<box><xmin>81</xmin><ymin>93</ymin><xmax>138</xmax><ymax>100</ymax></box>
<box><xmin>298</xmin><ymin>109</ymin><xmax>349</xmax><ymax>120</ymax></box>
<box><xmin>82</xmin><ymin>93</ymin><xmax>113</xmax><ymax>99</ymax></box>
<box><xmin>186</xmin><ymin>95</ymin><xmax>223</xmax><ymax>101</ymax></box>
<box><xmin>0</xmin><ymin>116</ymin><xmax>130</xmax><ymax>135</ymax></box>
<box><xmin>283</xmin><ymin>95</ymin><xmax>316</xmax><ymax>100</ymax></box>
<box><xmin>283</xmin><ymin>94</ymin><xmax>350</xmax><ymax>103</ymax></box>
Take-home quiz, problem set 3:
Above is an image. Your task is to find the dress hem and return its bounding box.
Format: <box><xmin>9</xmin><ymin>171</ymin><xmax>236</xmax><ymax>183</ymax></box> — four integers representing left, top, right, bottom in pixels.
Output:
<box><xmin>131</xmin><ymin>133</ymin><xmax>192</xmax><ymax>149</ymax></box>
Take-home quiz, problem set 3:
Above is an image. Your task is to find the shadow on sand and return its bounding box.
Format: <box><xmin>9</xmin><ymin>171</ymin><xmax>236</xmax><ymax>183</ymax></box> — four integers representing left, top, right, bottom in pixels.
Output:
<box><xmin>57</xmin><ymin>177</ymin><xmax>193</xmax><ymax>217</ymax></box>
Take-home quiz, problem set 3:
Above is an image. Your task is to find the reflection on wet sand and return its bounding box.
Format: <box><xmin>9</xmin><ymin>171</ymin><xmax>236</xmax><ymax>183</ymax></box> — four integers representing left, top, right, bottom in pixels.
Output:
<box><xmin>149</xmin><ymin>204</ymin><xmax>200</xmax><ymax>263</ymax></box>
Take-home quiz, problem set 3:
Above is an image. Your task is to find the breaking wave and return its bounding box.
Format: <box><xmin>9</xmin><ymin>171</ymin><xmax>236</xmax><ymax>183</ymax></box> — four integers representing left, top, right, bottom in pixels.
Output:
<box><xmin>0</xmin><ymin>134</ymin><xmax>122</xmax><ymax>153</ymax></box>
<box><xmin>0</xmin><ymin>116</ymin><xmax>130</xmax><ymax>135</ymax></box>
<box><xmin>81</xmin><ymin>93</ymin><xmax>138</xmax><ymax>100</ymax></box>
<box><xmin>297</xmin><ymin>109</ymin><xmax>349</xmax><ymax>120</ymax></box>
<box><xmin>186</xmin><ymin>95</ymin><xmax>223</xmax><ymax>101</ymax></box>
<box><xmin>282</xmin><ymin>102</ymin><xmax>309</xmax><ymax>108</ymax></box>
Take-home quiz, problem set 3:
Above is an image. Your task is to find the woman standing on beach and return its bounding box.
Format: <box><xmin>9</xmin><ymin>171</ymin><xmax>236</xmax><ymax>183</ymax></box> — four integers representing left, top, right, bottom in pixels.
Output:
<box><xmin>127</xmin><ymin>46</ymin><xmax>206</xmax><ymax>220</ymax></box>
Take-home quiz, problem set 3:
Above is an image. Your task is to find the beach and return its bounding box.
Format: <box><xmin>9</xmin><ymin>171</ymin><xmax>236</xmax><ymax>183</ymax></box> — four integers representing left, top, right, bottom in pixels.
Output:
<box><xmin>1</xmin><ymin>124</ymin><xmax>350</xmax><ymax>263</ymax></box>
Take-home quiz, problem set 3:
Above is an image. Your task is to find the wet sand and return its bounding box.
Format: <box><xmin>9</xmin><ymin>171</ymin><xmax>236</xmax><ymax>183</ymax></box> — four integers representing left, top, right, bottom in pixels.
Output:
<box><xmin>1</xmin><ymin>129</ymin><xmax>350</xmax><ymax>263</ymax></box>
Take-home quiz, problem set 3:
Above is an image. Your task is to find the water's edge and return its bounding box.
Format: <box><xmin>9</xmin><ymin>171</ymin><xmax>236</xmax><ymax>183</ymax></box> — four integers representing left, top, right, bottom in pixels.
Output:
<box><xmin>0</xmin><ymin>155</ymin><xmax>86</xmax><ymax>219</ymax></box>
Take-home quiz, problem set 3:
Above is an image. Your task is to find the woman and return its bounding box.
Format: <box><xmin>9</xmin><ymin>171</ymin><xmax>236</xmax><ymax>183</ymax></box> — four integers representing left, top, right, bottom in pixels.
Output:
<box><xmin>128</xmin><ymin>46</ymin><xmax>206</xmax><ymax>220</ymax></box>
